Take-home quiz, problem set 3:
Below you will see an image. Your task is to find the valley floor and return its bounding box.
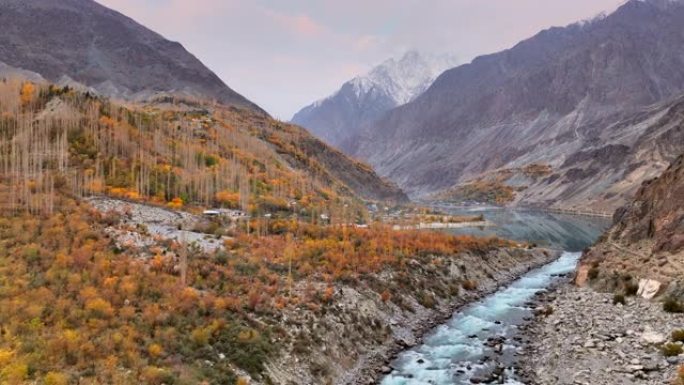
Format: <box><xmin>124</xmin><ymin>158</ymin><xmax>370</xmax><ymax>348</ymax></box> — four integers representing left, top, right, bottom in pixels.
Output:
<box><xmin>519</xmin><ymin>286</ymin><xmax>683</xmax><ymax>385</ymax></box>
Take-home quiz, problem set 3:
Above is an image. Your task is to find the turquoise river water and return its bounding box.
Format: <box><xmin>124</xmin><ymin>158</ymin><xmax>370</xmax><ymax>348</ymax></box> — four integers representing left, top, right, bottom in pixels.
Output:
<box><xmin>381</xmin><ymin>207</ymin><xmax>610</xmax><ymax>385</ymax></box>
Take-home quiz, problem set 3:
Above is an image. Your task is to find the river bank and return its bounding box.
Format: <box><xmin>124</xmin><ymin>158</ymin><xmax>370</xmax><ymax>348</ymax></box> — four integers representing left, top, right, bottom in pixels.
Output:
<box><xmin>344</xmin><ymin>248</ymin><xmax>562</xmax><ymax>385</ymax></box>
<box><xmin>518</xmin><ymin>285</ymin><xmax>683</xmax><ymax>384</ymax></box>
<box><xmin>391</xmin><ymin>220</ymin><xmax>494</xmax><ymax>231</ymax></box>
<box><xmin>252</xmin><ymin>246</ymin><xmax>562</xmax><ymax>385</ymax></box>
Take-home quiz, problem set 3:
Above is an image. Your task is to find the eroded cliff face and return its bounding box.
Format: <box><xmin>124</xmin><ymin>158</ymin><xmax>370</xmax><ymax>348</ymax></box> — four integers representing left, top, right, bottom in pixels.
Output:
<box><xmin>578</xmin><ymin>154</ymin><xmax>684</xmax><ymax>297</ymax></box>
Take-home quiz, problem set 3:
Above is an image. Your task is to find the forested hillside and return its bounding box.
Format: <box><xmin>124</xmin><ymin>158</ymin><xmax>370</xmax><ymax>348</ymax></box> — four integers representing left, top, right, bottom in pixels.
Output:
<box><xmin>0</xmin><ymin>78</ymin><xmax>473</xmax><ymax>384</ymax></box>
<box><xmin>0</xmin><ymin>78</ymin><xmax>404</xmax><ymax>219</ymax></box>
<box><xmin>0</xmin><ymin>193</ymin><xmax>534</xmax><ymax>384</ymax></box>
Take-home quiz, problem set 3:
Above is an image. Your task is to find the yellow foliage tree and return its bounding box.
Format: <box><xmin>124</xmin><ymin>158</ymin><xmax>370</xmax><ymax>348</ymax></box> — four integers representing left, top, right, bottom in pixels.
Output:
<box><xmin>191</xmin><ymin>327</ymin><xmax>210</xmax><ymax>346</ymax></box>
<box><xmin>20</xmin><ymin>82</ymin><xmax>35</xmax><ymax>106</ymax></box>
<box><xmin>148</xmin><ymin>343</ymin><xmax>164</xmax><ymax>358</ymax></box>
<box><xmin>1</xmin><ymin>362</ymin><xmax>28</xmax><ymax>385</ymax></box>
<box><xmin>168</xmin><ymin>197</ymin><xmax>183</xmax><ymax>209</ymax></box>
<box><xmin>215</xmin><ymin>190</ymin><xmax>240</xmax><ymax>208</ymax></box>
<box><xmin>44</xmin><ymin>372</ymin><xmax>69</xmax><ymax>385</ymax></box>
<box><xmin>0</xmin><ymin>349</ymin><xmax>14</xmax><ymax>366</ymax></box>
<box><xmin>85</xmin><ymin>297</ymin><xmax>115</xmax><ymax>319</ymax></box>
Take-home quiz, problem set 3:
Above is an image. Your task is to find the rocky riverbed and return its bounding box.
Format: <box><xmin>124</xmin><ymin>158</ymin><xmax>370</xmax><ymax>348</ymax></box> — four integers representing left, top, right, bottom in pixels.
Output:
<box><xmin>519</xmin><ymin>286</ymin><xmax>683</xmax><ymax>385</ymax></box>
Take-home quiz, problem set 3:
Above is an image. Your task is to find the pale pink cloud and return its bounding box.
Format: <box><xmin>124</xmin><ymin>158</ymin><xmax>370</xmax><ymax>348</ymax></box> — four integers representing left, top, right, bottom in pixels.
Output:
<box><xmin>259</xmin><ymin>8</ymin><xmax>326</xmax><ymax>38</ymax></box>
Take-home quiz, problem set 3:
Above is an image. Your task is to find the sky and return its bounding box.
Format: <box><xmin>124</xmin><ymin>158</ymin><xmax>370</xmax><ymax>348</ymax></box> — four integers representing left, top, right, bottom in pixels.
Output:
<box><xmin>97</xmin><ymin>0</ymin><xmax>626</xmax><ymax>119</ymax></box>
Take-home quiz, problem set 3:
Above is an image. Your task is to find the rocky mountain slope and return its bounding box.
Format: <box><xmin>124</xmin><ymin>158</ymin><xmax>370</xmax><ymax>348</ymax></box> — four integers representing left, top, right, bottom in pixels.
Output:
<box><xmin>578</xmin><ymin>153</ymin><xmax>684</xmax><ymax>298</ymax></box>
<box><xmin>436</xmin><ymin>94</ymin><xmax>684</xmax><ymax>213</ymax></box>
<box><xmin>292</xmin><ymin>51</ymin><xmax>457</xmax><ymax>150</ymax></box>
<box><xmin>355</xmin><ymin>0</ymin><xmax>684</xmax><ymax>211</ymax></box>
<box><xmin>0</xmin><ymin>0</ymin><xmax>261</xmax><ymax>111</ymax></box>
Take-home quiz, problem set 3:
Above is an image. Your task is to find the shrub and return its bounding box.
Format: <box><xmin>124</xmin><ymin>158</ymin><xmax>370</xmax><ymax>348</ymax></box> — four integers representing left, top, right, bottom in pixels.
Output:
<box><xmin>0</xmin><ymin>349</ymin><xmax>14</xmax><ymax>366</ymax></box>
<box><xmin>661</xmin><ymin>343</ymin><xmax>683</xmax><ymax>357</ymax></box>
<box><xmin>535</xmin><ymin>305</ymin><xmax>554</xmax><ymax>317</ymax></box>
<box><xmin>418</xmin><ymin>292</ymin><xmax>436</xmax><ymax>309</ymax></box>
<box><xmin>44</xmin><ymin>372</ymin><xmax>69</xmax><ymax>385</ymax></box>
<box><xmin>191</xmin><ymin>327</ymin><xmax>211</xmax><ymax>347</ymax></box>
<box><xmin>613</xmin><ymin>293</ymin><xmax>626</xmax><ymax>305</ymax></box>
<box><xmin>462</xmin><ymin>280</ymin><xmax>478</xmax><ymax>291</ymax></box>
<box><xmin>588</xmin><ymin>267</ymin><xmax>600</xmax><ymax>280</ymax></box>
<box><xmin>625</xmin><ymin>282</ymin><xmax>639</xmax><ymax>296</ymax></box>
<box><xmin>204</xmin><ymin>154</ymin><xmax>219</xmax><ymax>168</ymax></box>
<box><xmin>212</xmin><ymin>325</ymin><xmax>274</xmax><ymax>377</ymax></box>
<box><xmin>99</xmin><ymin>210</ymin><xmax>122</xmax><ymax>226</ymax></box>
<box><xmin>141</xmin><ymin>366</ymin><xmax>176</xmax><ymax>385</ymax></box>
<box><xmin>672</xmin><ymin>329</ymin><xmax>684</xmax><ymax>343</ymax></box>
<box><xmin>448</xmin><ymin>283</ymin><xmax>460</xmax><ymax>296</ymax></box>
<box><xmin>148</xmin><ymin>343</ymin><xmax>164</xmax><ymax>358</ymax></box>
<box><xmin>664</xmin><ymin>297</ymin><xmax>684</xmax><ymax>313</ymax></box>
<box><xmin>0</xmin><ymin>363</ymin><xmax>28</xmax><ymax>385</ymax></box>
<box><xmin>85</xmin><ymin>298</ymin><xmax>115</xmax><ymax>318</ymax></box>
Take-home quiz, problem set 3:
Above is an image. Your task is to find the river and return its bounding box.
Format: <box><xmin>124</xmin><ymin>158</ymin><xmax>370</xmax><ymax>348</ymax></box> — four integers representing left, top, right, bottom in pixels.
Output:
<box><xmin>380</xmin><ymin>207</ymin><xmax>611</xmax><ymax>385</ymax></box>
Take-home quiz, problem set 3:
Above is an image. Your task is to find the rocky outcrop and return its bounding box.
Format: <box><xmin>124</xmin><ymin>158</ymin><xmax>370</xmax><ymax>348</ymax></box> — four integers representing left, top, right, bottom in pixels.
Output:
<box><xmin>0</xmin><ymin>0</ymin><xmax>262</xmax><ymax>111</ymax></box>
<box><xmin>354</xmin><ymin>0</ymin><xmax>684</xmax><ymax>211</ymax></box>
<box><xmin>578</xmin><ymin>154</ymin><xmax>684</xmax><ymax>297</ymax></box>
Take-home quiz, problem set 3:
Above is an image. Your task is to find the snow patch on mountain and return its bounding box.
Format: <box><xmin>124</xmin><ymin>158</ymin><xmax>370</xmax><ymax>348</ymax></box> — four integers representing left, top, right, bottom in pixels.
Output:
<box><xmin>322</xmin><ymin>51</ymin><xmax>458</xmax><ymax>109</ymax></box>
<box><xmin>291</xmin><ymin>51</ymin><xmax>458</xmax><ymax>150</ymax></box>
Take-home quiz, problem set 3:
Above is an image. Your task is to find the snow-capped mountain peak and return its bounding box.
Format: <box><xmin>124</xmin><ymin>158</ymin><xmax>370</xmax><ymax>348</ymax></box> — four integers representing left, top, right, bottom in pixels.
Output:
<box><xmin>362</xmin><ymin>50</ymin><xmax>458</xmax><ymax>104</ymax></box>
<box><xmin>292</xmin><ymin>51</ymin><xmax>458</xmax><ymax>150</ymax></box>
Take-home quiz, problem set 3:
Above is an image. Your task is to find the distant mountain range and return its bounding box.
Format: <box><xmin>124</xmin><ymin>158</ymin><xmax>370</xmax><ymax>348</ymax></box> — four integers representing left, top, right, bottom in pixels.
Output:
<box><xmin>0</xmin><ymin>0</ymin><xmax>262</xmax><ymax>112</ymax></box>
<box><xmin>291</xmin><ymin>51</ymin><xmax>458</xmax><ymax>150</ymax></box>
<box><xmin>349</xmin><ymin>0</ymin><xmax>684</xmax><ymax>212</ymax></box>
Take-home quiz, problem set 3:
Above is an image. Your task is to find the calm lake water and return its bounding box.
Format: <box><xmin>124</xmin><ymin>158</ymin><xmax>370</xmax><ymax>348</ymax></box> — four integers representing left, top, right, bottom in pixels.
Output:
<box><xmin>442</xmin><ymin>206</ymin><xmax>611</xmax><ymax>252</ymax></box>
<box><xmin>381</xmin><ymin>207</ymin><xmax>611</xmax><ymax>385</ymax></box>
